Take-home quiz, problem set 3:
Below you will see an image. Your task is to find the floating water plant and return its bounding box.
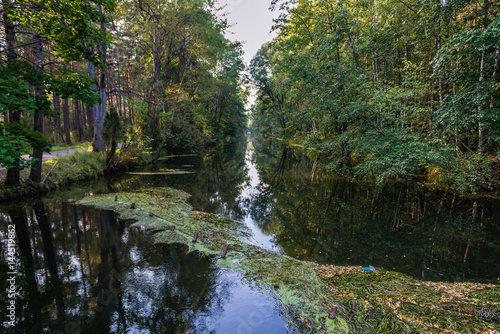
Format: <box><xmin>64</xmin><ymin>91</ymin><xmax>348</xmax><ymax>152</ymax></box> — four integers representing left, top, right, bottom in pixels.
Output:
<box><xmin>77</xmin><ymin>187</ymin><xmax>500</xmax><ymax>333</ymax></box>
<box><xmin>127</xmin><ymin>169</ymin><xmax>195</xmax><ymax>175</ymax></box>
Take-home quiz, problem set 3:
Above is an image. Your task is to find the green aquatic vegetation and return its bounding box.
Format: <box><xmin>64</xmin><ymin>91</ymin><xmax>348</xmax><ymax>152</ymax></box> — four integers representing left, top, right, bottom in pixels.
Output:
<box><xmin>157</xmin><ymin>154</ymin><xmax>198</xmax><ymax>161</ymax></box>
<box><xmin>127</xmin><ymin>169</ymin><xmax>195</xmax><ymax>175</ymax></box>
<box><xmin>77</xmin><ymin>187</ymin><xmax>500</xmax><ymax>334</ymax></box>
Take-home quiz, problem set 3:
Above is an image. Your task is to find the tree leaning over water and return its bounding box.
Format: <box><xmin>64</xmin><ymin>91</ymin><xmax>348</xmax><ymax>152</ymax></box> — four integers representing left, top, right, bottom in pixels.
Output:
<box><xmin>250</xmin><ymin>0</ymin><xmax>500</xmax><ymax>193</ymax></box>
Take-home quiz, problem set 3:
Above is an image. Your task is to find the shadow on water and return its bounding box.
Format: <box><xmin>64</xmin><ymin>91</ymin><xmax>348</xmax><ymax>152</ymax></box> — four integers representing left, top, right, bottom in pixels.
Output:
<box><xmin>0</xmin><ymin>199</ymin><xmax>288</xmax><ymax>333</ymax></box>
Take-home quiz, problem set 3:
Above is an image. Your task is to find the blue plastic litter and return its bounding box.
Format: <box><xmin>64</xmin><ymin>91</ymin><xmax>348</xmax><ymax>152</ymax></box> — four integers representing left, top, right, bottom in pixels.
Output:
<box><xmin>362</xmin><ymin>265</ymin><xmax>376</xmax><ymax>271</ymax></box>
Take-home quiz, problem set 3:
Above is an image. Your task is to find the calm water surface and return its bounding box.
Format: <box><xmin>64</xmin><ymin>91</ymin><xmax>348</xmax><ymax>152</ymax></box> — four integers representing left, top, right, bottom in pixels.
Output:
<box><xmin>1</xmin><ymin>138</ymin><xmax>499</xmax><ymax>333</ymax></box>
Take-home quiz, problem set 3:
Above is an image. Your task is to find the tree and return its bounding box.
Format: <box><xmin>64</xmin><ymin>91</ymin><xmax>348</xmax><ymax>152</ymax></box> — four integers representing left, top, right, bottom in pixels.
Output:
<box><xmin>1</xmin><ymin>0</ymin><xmax>115</xmax><ymax>185</ymax></box>
<box><xmin>251</xmin><ymin>0</ymin><xmax>500</xmax><ymax>193</ymax></box>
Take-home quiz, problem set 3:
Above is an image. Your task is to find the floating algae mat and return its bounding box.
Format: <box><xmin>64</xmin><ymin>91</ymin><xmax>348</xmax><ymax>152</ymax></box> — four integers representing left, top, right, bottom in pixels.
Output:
<box><xmin>127</xmin><ymin>168</ymin><xmax>195</xmax><ymax>175</ymax></box>
<box><xmin>77</xmin><ymin>188</ymin><xmax>500</xmax><ymax>333</ymax></box>
<box><xmin>156</xmin><ymin>154</ymin><xmax>198</xmax><ymax>161</ymax></box>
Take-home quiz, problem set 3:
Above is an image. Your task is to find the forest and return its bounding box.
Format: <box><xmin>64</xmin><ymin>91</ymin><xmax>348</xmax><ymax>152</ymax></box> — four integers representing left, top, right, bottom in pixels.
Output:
<box><xmin>1</xmin><ymin>1</ymin><xmax>500</xmax><ymax>332</ymax></box>
<box><xmin>0</xmin><ymin>0</ymin><xmax>247</xmax><ymax>189</ymax></box>
<box><xmin>2</xmin><ymin>0</ymin><xmax>500</xmax><ymax>195</ymax></box>
<box><xmin>249</xmin><ymin>0</ymin><xmax>500</xmax><ymax>194</ymax></box>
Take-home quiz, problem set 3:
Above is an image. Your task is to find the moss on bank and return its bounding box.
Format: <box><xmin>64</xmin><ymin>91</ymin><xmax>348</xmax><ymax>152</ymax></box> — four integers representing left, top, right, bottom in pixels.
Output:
<box><xmin>77</xmin><ymin>187</ymin><xmax>500</xmax><ymax>334</ymax></box>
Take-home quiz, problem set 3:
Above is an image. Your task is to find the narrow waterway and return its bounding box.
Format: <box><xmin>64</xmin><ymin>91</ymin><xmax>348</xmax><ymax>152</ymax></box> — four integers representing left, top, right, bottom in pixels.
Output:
<box><xmin>1</xmin><ymin>138</ymin><xmax>499</xmax><ymax>333</ymax></box>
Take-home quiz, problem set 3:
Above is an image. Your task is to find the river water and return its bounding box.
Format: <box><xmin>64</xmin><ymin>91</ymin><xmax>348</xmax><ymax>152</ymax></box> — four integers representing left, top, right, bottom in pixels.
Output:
<box><xmin>1</xmin><ymin>139</ymin><xmax>499</xmax><ymax>333</ymax></box>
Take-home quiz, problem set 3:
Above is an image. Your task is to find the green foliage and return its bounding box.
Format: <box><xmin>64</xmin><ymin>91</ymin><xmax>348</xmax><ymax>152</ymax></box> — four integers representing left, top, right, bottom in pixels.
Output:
<box><xmin>117</xmin><ymin>0</ymin><xmax>247</xmax><ymax>153</ymax></box>
<box><xmin>11</xmin><ymin>0</ymin><xmax>117</xmax><ymax>66</ymax></box>
<box><xmin>250</xmin><ymin>0</ymin><xmax>500</xmax><ymax>193</ymax></box>
<box><xmin>102</xmin><ymin>107</ymin><xmax>123</xmax><ymax>145</ymax></box>
<box><xmin>0</xmin><ymin>72</ymin><xmax>35</xmax><ymax>116</ymax></box>
<box><xmin>0</xmin><ymin>121</ymin><xmax>51</xmax><ymax>170</ymax></box>
<box><xmin>0</xmin><ymin>125</ymin><xmax>31</xmax><ymax>170</ymax></box>
<box><xmin>48</xmin><ymin>69</ymin><xmax>100</xmax><ymax>106</ymax></box>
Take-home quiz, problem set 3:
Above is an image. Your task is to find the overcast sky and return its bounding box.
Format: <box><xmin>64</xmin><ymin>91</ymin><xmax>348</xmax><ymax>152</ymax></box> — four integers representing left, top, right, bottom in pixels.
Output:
<box><xmin>221</xmin><ymin>0</ymin><xmax>279</xmax><ymax>65</ymax></box>
<box><xmin>219</xmin><ymin>0</ymin><xmax>279</xmax><ymax>107</ymax></box>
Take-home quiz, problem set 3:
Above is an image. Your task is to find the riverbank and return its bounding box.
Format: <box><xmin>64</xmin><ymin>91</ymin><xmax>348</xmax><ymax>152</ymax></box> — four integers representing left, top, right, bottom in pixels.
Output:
<box><xmin>0</xmin><ymin>143</ymin><xmax>149</xmax><ymax>202</ymax></box>
<box><xmin>78</xmin><ymin>187</ymin><xmax>500</xmax><ymax>334</ymax></box>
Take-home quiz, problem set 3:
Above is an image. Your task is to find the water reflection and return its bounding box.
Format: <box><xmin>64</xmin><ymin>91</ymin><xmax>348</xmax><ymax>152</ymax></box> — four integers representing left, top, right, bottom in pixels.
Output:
<box><xmin>250</xmin><ymin>145</ymin><xmax>500</xmax><ymax>282</ymax></box>
<box><xmin>96</xmin><ymin>138</ymin><xmax>500</xmax><ymax>283</ymax></box>
<box><xmin>0</xmin><ymin>201</ymin><xmax>287</xmax><ymax>333</ymax></box>
<box><xmin>235</xmin><ymin>141</ymin><xmax>279</xmax><ymax>250</ymax></box>
<box><xmin>3</xmin><ymin>137</ymin><xmax>499</xmax><ymax>334</ymax></box>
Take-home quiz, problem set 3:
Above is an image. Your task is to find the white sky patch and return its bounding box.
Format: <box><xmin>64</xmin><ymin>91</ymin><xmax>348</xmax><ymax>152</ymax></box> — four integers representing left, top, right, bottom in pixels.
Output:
<box><xmin>219</xmin><ymin>0</ymin><xmax>280</xmax><ymax>108</ymax></box>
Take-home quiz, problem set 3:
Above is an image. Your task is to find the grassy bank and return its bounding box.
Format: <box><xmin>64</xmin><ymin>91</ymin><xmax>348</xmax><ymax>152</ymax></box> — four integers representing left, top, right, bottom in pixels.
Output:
<box><xmin>77</xmin><ymin>187</ymin><xmax>500</xmax><ymax>334</ymax></box>
<box><xmin>50</xmin><ymin>141</ymin><xmax>93</xmax><ymax>151</ymax></box>
<box><xmin>0</xmin><ymin>144</ymin><xmax>150</xmax><ymax>201</ymax></box>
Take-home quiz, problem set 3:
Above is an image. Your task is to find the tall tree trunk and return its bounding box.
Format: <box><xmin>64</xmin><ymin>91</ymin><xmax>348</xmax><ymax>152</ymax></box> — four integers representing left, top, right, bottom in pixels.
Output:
<box><xmin>81</xmin><ymin>99</ymin><xmax>87</xmax><ymax>127</ymax></box>
<box><xmin>150</xmin><ymin>25</ymin><xmax>160</xmax><ymax>146</ymax></box>
<box><xmin>29</xmin><ymin>29</ymin><xmax>45</xmax><ymax>183</ymax></box>
<box><xmin>49</xmin><ymin>48</ymin><xmax>63</xmax><ymax>141</ymax></box>
<box><xmin>53</xmin><ymin>95</ymin><xmax>62</xmax><ymax>140</ymax></box>
<box><xmin>93</xmin><ymin>16</ymin><xmax>107</xmax><ymax>152</ymax></box>
<box><xmin>62</xmin><ymin>97</ymin><xmax>72</xmax><ymax>145</ymax></box>
<box><xmin>85</xmin><ymin>47</ymin><xmax>96</xmax><ymax>132</ymax></box>
<box><xmin>70</xmin><ymin>62</ymin><xmax>82</xmax><ymax>141</ymax></box>
<box><xmin>86</xmin><ymin>104</ymin><xmax>94</xmax><ymax>127</ymax></box>
<box><xmin>3</xmin><ymin>0</ymin><xmax>20</xmax><ymax>187</ymax></box>
<box><xmin>75</xmin><ymin>100</ymin><xmax>82</xmax><ymax>141</ymax></box>
<box><xmin>478</xmin><ymin>0</ymin><xmax>488</xmax><ymax>153</ymax></box>
<box><xmin>116</xmin><ymin>47</ymin><xmax>123</xmax><ymax>117</ymax></box>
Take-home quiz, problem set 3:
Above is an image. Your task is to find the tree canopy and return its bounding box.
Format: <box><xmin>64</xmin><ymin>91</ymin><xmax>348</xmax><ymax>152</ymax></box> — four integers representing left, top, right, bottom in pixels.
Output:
<box><xmin>1</xmin><ymin>0</ymin><xmax>247</xmax><ymax>187</ymax></box>
<box><xmin>250</xmin><ymin>0</ymin><xmax>500</xmax><ymax>193</ymax></box>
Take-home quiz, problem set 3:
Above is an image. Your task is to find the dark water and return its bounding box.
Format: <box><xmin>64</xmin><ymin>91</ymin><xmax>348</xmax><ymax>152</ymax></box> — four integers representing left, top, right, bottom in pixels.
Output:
<box><xmin>0</xmin><ymin>202</ymin><xmax>288</xmax><ymax>333</ymax></box>
<box><xmin>1</xmin><ymin>138</ymin><xmax>500</xmax><ymax>333</ymax></box>
<box><xmin>117</xmin><ymin>140</ymin><xmax>500</xmax><ymax>283</ymax></box>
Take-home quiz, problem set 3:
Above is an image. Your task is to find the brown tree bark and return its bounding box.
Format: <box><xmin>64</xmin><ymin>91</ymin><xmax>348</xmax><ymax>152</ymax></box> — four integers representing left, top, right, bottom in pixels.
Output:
<box><xmin>29</xmin><ymin>28</ymin><xmax>45</xmax><ymax>183</ymax></box>
<box><xmin>49</xmin><ymin>48</ymin><xmax>63</xmax><ymax>141</ymax></box>
<box><xmin>62</xmin><ymin>97</ymin><xmax>72</xmax><ymax>145</ymax></box>
<box><xmin>93</xmin><ymin>16</ymin><xmax>107</xmax><ymax>152</ymax></box>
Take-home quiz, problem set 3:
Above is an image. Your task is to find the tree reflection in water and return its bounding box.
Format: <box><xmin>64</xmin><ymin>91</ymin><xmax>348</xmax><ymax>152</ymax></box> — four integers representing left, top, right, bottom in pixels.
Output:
<box><xmin>0</xmin><ymin>201</ymin><xmax>286</xmax><ymax>333</ymax></box>
<box><xmin>2</xmin><ymin>138</ymin><xmax>498</xmax><ymax>333</ymax></box>
<box><xmin>248</xmin><ymin>144</ymin><xmax>500</xmax><ymax>282</ymax></box>
<box><xmin>114</xmin><ymin>139</ymin><xmax>500</xmax><ymax>283</ymax></box>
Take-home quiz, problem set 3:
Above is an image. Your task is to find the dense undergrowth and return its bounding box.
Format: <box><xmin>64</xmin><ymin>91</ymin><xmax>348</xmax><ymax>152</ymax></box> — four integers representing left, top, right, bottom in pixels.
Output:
<box><xmin>78</xmin><ymin>187</ymin><xmax>500</xmax><ymax>334</ymax></box>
